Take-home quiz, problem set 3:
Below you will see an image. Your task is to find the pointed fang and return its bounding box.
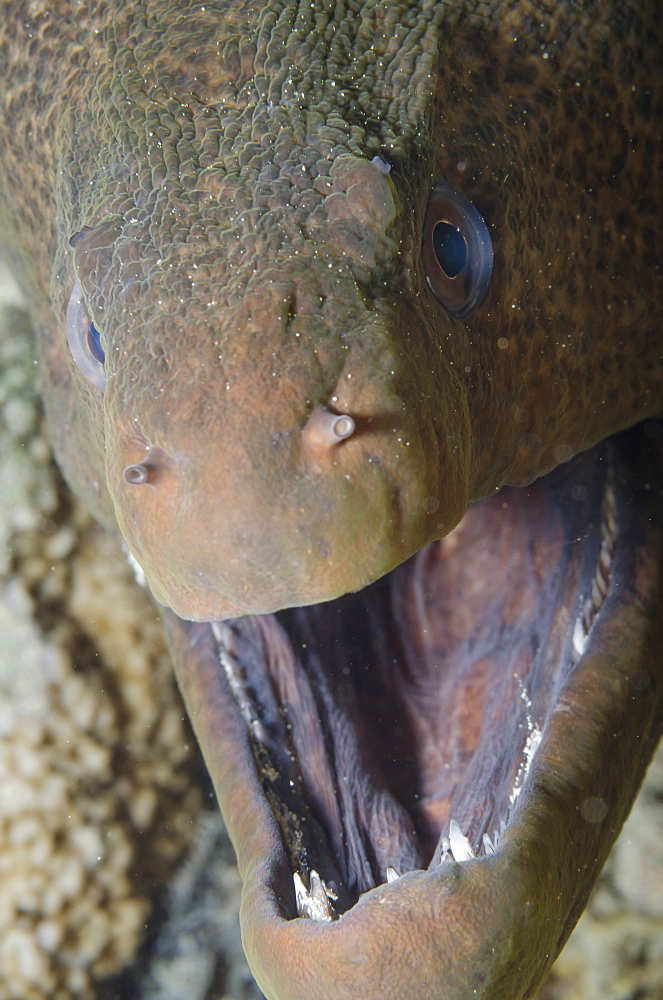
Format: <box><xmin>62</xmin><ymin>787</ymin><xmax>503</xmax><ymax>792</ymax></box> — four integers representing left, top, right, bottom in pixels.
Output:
<box><xmin>572</xmin><ymin>616</ymin><xmax>588</xmax><ymax>656</ymax></box>
<box><xmin>449</xmin><ymin>819</ymin><xmax>476</xmax><ymax>862</ymax></box>
<box><xmin>386</xmin><ymin>866</ymin><xmax>400</xmax><ymax>883</ymax></box>
<box><xmin>294</xmin><ymin>870</ymin><xmax>337</xmax><ymax>923</ymax></box>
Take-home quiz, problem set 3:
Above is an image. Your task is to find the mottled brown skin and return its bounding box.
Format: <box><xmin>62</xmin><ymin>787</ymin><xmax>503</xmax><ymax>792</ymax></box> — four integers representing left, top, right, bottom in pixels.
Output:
<box><xmin>0</xmin><ymin>1</ymin><xmax>661</xmax><ymax>620</ymax></box>
<box><xmin>0</xmin><ymin>2</ymin><xmax>662</xmax><ymax>999</ymax></box>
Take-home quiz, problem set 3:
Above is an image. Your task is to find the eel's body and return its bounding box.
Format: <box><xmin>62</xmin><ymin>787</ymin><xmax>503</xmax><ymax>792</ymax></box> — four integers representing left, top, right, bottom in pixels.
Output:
<box><xmin>0</xmin><ymin>2</ymin><xmax>662</xmax><ymax>998</ymax></box>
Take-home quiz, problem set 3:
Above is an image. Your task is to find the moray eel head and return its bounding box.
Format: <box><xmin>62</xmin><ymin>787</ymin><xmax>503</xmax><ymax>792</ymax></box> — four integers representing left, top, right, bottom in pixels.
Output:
<box><xmin>50</xmin><ymin>4</ymin><xmax>661</xmax><ymax>622</ymax></box>
<box><xmin>76</xmin><ymin>156</ymin><xmax>470</xmax><ymax>619</ymax></box>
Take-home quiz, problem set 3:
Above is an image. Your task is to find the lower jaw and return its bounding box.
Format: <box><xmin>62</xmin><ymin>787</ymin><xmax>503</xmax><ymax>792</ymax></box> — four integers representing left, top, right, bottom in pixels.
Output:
<box><xmin>166</xmin><ymin>421</ymin><xmax>663</xmax><ymax>1000</ymax></box>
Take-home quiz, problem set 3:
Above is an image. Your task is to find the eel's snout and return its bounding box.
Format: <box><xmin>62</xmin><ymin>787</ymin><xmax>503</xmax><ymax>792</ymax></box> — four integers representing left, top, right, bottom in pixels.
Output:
<box><xmin>104</xmin><ymin>395</ymin><xmax>452</xmax><ymax>621</ymax></box>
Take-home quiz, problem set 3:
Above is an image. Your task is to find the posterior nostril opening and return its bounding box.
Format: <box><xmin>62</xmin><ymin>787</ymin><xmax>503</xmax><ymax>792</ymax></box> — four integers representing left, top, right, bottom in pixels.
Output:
<box><xmin>286</xmin><ymin>289</ymin><xmax>298</xmax><ymax>322</ymax></box>
<box><xmin>124</xmin><ymin>463</ymin><xmax>150</xmax><ymax>485</ymax></box>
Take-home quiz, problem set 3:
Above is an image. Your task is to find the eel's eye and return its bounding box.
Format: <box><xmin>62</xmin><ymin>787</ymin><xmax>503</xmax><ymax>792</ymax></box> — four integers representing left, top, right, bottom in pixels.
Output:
<box><xmin>422</xmin><ymin>183</ymin><xmax>493</xmax><ymax>317</ymax></box>
<box><xmin>66</xmin><ymin>280</ymin><xmax>106</xmax><ymax>391</ymax></box>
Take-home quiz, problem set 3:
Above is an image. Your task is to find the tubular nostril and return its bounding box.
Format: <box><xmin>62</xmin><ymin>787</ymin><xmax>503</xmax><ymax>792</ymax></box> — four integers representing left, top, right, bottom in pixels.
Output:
<box><xmin>302</xmin><ymin>407</ymin><xmax>356</xmax><ymax>451</ymax></box>
<box><xmin>121</xmin><ymin>445</ymin><xmax>172</xmax><ymax>488</ymax></box>
<box><xmin>124</xmin><ymin>463</ymin><xmax>150</xmax><ymax>485</ymax></box>
<box><xmin>331</xmin><ymin>414</ymin><xmax>355</xmax><ymax>440</ymax></box>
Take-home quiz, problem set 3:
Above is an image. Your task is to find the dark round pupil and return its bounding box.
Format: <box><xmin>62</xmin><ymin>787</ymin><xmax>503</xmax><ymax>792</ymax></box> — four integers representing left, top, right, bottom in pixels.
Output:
<box><xmin>432</xmin><ymin>222</ymin><xmax>467</xmax><ymax>278</ymax></box>
<box><xmin>87</xmin><ymin>321</ymin><xmax>105</xmax><ymax>365</ymax></box>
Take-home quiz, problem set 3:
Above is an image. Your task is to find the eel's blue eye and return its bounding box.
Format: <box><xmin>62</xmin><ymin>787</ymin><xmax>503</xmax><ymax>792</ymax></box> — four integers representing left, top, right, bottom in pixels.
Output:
<box><xmin>66</xmin><ymin>281</ymin><xmax>107</xmax><ymax>391</ymax></box>
<box><xmin>423</xmin><ymin>182</ymin><xmax>493</xmax><ymax>317</ymax></box>
<box><xmin>88</xmin><ymin>320</ymin><xmax>105</xmax><ymax>365</ymax></box>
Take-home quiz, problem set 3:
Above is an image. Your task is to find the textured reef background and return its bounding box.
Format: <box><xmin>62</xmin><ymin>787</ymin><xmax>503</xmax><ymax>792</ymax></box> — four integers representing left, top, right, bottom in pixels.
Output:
<box><xmin>0</xmin><ymin>264</ymin><xmax>661</xmax><ymax>1000</ymax></box>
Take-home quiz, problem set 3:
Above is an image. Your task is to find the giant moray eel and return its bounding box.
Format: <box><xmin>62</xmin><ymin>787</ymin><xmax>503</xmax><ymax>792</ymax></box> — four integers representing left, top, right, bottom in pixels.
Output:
<box><xmin>1</xmin><ymin>2</ymin><xmax>662</xmax><ymax>997</ymax></box>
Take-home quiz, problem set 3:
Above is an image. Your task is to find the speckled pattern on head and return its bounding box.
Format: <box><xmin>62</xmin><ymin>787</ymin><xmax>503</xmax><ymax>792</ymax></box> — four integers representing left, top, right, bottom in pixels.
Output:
<box><xmin>0</xmin><ymin>0</ymin><xmax>661</xmax><ymax>619</ymax></box>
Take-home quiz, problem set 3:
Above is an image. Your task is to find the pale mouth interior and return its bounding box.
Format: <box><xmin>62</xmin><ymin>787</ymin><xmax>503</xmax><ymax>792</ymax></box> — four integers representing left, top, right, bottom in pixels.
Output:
<box><xmin>209</xmin><ymin>449</ymin><xmax>616</xmax><ymax>920</ymax></box>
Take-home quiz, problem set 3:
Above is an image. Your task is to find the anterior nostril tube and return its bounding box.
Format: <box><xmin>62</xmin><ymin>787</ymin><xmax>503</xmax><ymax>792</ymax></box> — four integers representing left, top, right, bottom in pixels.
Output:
<box><xmin>331</xmin><ymin>415</ymin><xmax>355</xmax><ymax>440</ymax></box>
<box><xmin>124</xmin><ymin>463</ymin><xmax>150</xmax><ymax>485</ymax></box>
<box><xmin>302</xmin><ymin>407</ymin><xmax>356</xmax><ymax>450</ymax></box>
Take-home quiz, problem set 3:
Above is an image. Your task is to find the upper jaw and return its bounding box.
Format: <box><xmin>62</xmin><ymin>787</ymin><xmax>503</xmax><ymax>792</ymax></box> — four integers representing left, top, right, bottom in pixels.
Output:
<box><xmin>166</xmin><ymin>422</ymin><xmax>663</xmax><ymax>1000</ymax></box>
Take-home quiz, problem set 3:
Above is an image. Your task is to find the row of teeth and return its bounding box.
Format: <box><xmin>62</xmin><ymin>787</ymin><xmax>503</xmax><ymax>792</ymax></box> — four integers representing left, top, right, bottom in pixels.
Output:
<box><xmin>571</xmin><ymin>480</ymin><xmax>617</xmax><ymax>658</ymax></box>
<box><xmin>294</xmin><ymin>819</ymin><xmax>501</xmax><ymax>923</ymax></box>
<box><xmin>211</xmin><ymin>620</ymin><xmax>262</xmax><ymax>730</ymax></box>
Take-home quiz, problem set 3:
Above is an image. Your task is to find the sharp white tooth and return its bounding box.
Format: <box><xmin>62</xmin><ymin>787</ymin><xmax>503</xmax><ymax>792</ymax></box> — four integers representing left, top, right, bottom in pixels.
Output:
<box><xmin>449</xmin><ymin>820</ymin><xmax>476</xmax><ymax>861</ymax></box>
<box><xmin>386</xmin><ymin>866</ymin><xmax>400</xmax><ymax>883</ymax></box>
<box><xmin>293</xmin><ymin>870</ymin><xmax>337</xmax><ymax>923</ymax></box>
<box><xmin>604</xmin><ymin>489</ymin><xmax>617</xmax><ymax>536</ymax></box>
<box><xmin>492</xmin><ymin>828</ymin><xmax>500</xmax><ymax>849</ymax></box>
<box><xmin>294</xmin><ymin>872</ymin><xmax>308</xmax><ymax>916</ymax></box>
<box><xmin>435</xmin><ymin>835</ymin><xmax>452</xmax><ymax>866</ymax></box>
<box><xmin>595</xmin><ymin>566</ymin><xmax>608</xmax><ymax>597</ymax></box>
<box><xmin>591</xmin><ymin>578</ymin><xmax>603</xmax><ymax>610</ymax></box>
<box><xmin>309</xmin><ymin>871</ymin><xmax>334</xmax><ymax>913</ymax></box>
<box><xmin>250</xmin><ymin>718</ymin><xmax>269</xmax><ymax>744</ymax></box>
<box><xmin>599</xmin><ymin>543</ymin><xmax>612</xmax><ymax>575</ymax></box>
<box><xmin>572</xmin><ymin>616</ymin><xmax>588</xmax><ymax>656</ymax></box>
<box><xmin>124</xmin><ymin>547</ymin><xmax>147</xmax><ymax>588</ymax></box>
<box><xmin>483</xmin><ymin>833</ymin><xmax>495</xmax><ymax>855</ymax></box>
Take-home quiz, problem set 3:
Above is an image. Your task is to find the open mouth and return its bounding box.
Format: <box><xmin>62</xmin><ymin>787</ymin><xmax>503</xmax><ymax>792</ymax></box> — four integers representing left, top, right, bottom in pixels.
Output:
<box><xmin>166</xmin><ymin>423</ymin><xmax>663</xmax><ymax>1000</ymax></box>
